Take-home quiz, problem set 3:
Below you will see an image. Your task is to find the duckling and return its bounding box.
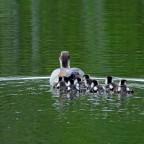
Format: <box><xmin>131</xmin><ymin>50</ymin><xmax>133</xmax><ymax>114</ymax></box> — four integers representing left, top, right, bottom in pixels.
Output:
<box><xmin>74</xmin><ymin>78</ymin><xmax>81</xmax><ymax>92</ymax></box>
<box><xmin>83</xmin><ymin>74</ymin><xmax>93</xmax><ymax>90</ymax></box>
<box><xmin>74</xmin><ymin>77</ymin><xmax>87</xmax><ymax>91</ymax></box>
<box><xmin>114</xmin><ymin>79</ymin><xmax>134</xmax><ymax>95</ymax></box>
<box><xmin>64</xmin><ymin>77</ymin><xmax>80</xmax><ymax>92</ymax></box>
<box><xmin>89</xmin><ymin>80</ymin><xmax>106</xmax><ymax>94</ymax></box>
<box><xmin>53</xmin><ymin>77</ymin><xmax>63</xmax><ymax>89</ymax></box>
<box><xmin>105</xmin><ymin>76</ymin><xmax>118</xmax><ymax>93</ymax></box>
<box><xmin>55</xmin><ymin>77</ymin><xmax>67</xmax><ymax>92</ymax></box>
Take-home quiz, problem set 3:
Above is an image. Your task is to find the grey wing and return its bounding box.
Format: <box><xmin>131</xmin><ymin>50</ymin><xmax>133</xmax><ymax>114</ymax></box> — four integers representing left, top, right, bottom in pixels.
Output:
<box><xmin>70</xmin><ymin>67</ymin><xmax>85</xmax><ymax>77</ymax></box>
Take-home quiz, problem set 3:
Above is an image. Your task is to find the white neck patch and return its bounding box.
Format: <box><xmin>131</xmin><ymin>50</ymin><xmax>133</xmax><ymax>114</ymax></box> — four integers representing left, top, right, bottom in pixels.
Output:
<box><xmin>118</xmin><ymin>87</ymin><xmax>121</xmax><ymax>91</ymax></box>
<box><xmin>91</xmin><ymin>82</ymin><xmax>94</xmax><ymax>88</ymax></box>
<box><xmin>65</xmin><ymin>81</ymin><xmax>71</xmax><ymax>87</ymax></box>
<box><xmin>74</xmin><ymin>79</ymin><xmax>78</xmax><ymax>85</ymax></box>
<box><xmin>105</xmin><ymin>78</ymin><xmax>108</xmax><ymax>84</ymax></box>
<box><xmin>126</xmin><ymin>87</ymin><xmax>130</xmax><ymax>91</ymax></box>
<box><xmin>109</xmin><ymin>84</ymin><xmax>113</xmax><ymax>89</ymax></box>
<box><xmin>119</xmin><ymin>81</ymin><xmax>121</xmax><ymax>86</ymax></box>
<box><xmin>94</xmin><ymin>86</ymin><xmax>98</xmax><ymax>91</ymax></box>
<box><xmin>67</xmin><ymin>87</ymin><xmax>71</xmax><ymax>91</ymax></box>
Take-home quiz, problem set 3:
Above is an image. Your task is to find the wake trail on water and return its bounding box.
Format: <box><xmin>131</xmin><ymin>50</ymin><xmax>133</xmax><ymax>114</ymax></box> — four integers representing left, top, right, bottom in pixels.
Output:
<box><xmin>0</xmin><ymin>76</ymin><xmax>50</xmax><ymax>81</ymax></box>
<box><xmin>91</xmin><ymin>77</ymin><xmax>144</xmax><ymax>82</ymax></box>
<box><xmin>0</xmin><ymin>76</ymin><xmax>144</xmax><ymax>89</ymax></box>
<box><xmin>0</xmin><ymin>76</ymin><xmax>144</xmax><ymax>82</ymax></box>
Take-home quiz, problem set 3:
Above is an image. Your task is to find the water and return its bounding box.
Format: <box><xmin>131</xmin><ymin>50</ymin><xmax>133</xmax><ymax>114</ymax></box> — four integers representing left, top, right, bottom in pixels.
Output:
<box><xmin>0</xmin><ymin>0</ymin><xmax>144</xmax><ymax>143</ymax></box>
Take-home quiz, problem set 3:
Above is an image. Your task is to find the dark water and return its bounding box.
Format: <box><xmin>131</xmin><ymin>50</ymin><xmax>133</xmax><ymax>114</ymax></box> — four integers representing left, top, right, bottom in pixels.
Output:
<box><xmin>0</xmin><ymin>0</ymin><xmax>144</xmax><ymax>143</ymax></box>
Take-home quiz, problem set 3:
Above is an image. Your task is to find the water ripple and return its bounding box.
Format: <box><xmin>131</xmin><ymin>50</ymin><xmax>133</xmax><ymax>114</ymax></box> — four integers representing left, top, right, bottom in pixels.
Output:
<box><xmin>0</xmin><ymin>76</ymin><xmax>144</xmax><ymax>82</ymax></box>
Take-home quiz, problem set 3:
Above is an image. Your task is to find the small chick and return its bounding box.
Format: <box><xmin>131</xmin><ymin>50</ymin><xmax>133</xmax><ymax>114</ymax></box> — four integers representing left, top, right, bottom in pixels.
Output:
<box><xmin>105</xmin><ymin>76</ymin><xmax>118</xmax><ymax>93</ymax></box>
<box><xmin>64</xmin><ymin>77</ymin><xmax>80</xmax><ymax>92</ymax></box>
<box><xmin>83</xmin><ymin>74</ymin><xmax>93</xmax><ymax>90</ymax></box>
<box><xmin>114</xmin><ymin>79</ymin><xmax>134</xmax><ymax>95</ymax></box>
<box><xmin>89</xmin><ymin>80</ymin><xmax>106</xmax><ymax>94</ymax></box>
<box><xmin>53</xmin><ymin>77</ymin><xmax>63</xmax><ymax>89</ymax></box>
<box><xmin>55</xmin><ymin>77</ymin><xmax>67</xmax><ymax>92</ymax></box>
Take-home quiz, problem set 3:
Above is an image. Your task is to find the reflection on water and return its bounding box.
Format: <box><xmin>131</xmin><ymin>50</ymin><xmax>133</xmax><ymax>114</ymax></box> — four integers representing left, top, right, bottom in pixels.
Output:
<box><xmin>0</xmin><ymin>0</ymin><xmax>144</xmax><ymax>78</ymax></box>
<box><xmin>0</xmin><ymin>77</ymin><xmax>144</xmax><ymax>143</ymax></box>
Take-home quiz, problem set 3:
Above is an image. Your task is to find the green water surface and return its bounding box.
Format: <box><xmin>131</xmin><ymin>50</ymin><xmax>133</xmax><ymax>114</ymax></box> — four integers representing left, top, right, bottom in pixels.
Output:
<box><xmin>0</xmin><ymin>0</ymin><xmax>144</xmax><ymax>144</ymax></box>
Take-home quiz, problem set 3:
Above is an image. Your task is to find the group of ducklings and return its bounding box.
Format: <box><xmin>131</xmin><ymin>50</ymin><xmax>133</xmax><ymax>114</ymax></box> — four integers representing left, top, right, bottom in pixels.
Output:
<box><xmin>53</xmin><ymin>75</ymin><xmax>134</xmax><ymax>95</ymax></box>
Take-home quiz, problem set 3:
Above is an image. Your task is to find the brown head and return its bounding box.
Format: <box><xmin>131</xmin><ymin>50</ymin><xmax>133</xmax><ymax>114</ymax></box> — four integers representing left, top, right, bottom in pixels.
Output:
<box><xmin>59</xmin><ymin>51</ymin><xmax>70</xmax><ymax>68</ymax></box>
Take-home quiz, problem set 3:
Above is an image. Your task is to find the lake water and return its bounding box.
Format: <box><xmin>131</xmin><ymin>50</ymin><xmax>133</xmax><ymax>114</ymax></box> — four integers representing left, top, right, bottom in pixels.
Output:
<box><xmin>0</xmin><ymin>0</ymin><xmax>144</xmax><ymax>144</ymax></box>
